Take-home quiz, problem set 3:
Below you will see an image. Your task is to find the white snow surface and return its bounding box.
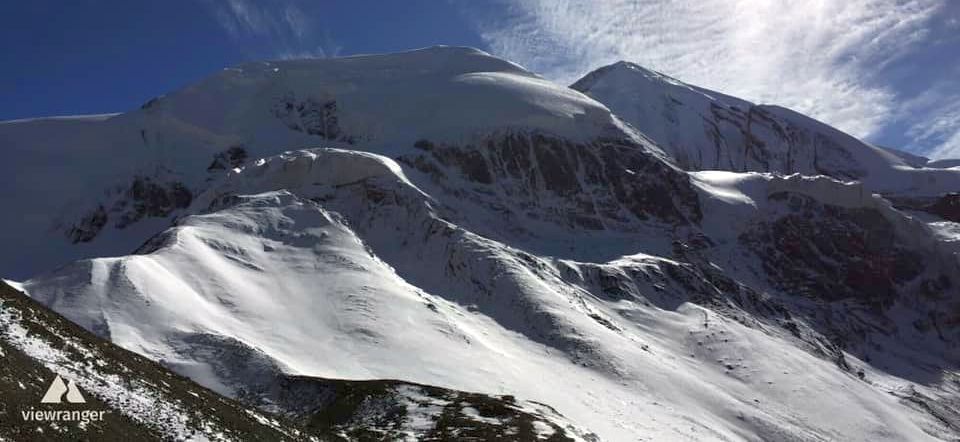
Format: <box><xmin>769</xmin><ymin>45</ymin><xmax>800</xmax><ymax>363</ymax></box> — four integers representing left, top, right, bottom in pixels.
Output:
<box><xmin>152</xmin><ymin>46</ymin><xmax>622</xmax><ymax>148</ymax></box>
<box><xmin>23</xmin><ymin>147</ymin><xmax>955</xmax><ymax>441</ymax></box>
<box><xmin>574</xmin><ymin>61</ymin><xmax>960</xmax><ymax>197</ymax></box>
<box><xmin>0</xmin><ymin>286</ymin><xmax>298</xmax><ymax>441</ymax></box>
<box><xmin>0</xmin><ymin>46</ymin><xmax>627</xmax><ymax>280</ymax></box>
<box><xmin>3</xmin><ymin>48</ymin><xmax>958</xmax><ymax>441</ymax></box>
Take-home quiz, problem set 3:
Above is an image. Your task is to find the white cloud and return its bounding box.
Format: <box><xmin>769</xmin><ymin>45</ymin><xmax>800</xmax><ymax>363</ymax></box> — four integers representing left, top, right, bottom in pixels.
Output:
<box><xmin>463</xmin><ymin>0</ymin><xmax>944</xmax><ymax>141</ymax></box>
<box><xmin>202</xmin><ymin>0</ymin><xmax>340</xmax><ymax>59</ymax></box>
<box><xmin>929</xmin><ymin>131</ymin><xmax>960</xmax><ymax>160</ymax></box>
<box><xmin>905</xmin><ymin>82</ymin><xmax>960</xmax><ymax>159</ymax></box>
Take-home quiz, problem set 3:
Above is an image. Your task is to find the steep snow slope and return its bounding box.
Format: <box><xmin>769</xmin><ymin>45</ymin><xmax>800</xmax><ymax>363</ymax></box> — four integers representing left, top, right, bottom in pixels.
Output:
<box><xmin>24</xmin><ymin>148</ymin><xmax>960</xmax><ymax>441</ymax></box>
<box><xmin>572</xmin><ymin>61</ymin><xmax>960</xmax><ymax>198</ymax></box>
<box><xmin>1</xmin><ymin>278</ymin><xmax>587</xmax><ymax>441</ymax></box>
<box><xmin>0</xmin><ymin>280</ymin><xmax>313</xmax><ymax>441</ymax></box>
<box><xmin>5</xmin><ymin>47</ymin><xmax>959</xmax><ymax>441</ymax></box>
<box><xmin>0</xmin><ymin>46</ymin><xmax>630</xmax><ymax>280</ymax></box>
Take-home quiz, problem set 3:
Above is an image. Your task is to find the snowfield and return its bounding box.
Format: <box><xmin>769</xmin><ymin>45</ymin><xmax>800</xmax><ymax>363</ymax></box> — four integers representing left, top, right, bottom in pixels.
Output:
<box><xmin>0</xmin><ymin>46</ymin><xmax>626</xmax><ymax>281</ymax></box>
<box><xmin>2</xmin><ymin>47</ymin><xmax>958</xmax><ymax>441</ymax></box>
<box><xmin>573</xmin><ymin>61</ymin><xmax>960</xmax><ymax>198</ymax></box>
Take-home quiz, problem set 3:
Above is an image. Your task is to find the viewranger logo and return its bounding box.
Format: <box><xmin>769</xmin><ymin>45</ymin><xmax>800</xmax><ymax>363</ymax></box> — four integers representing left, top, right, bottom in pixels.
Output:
<box><xmin>20</xmin><ymin>375</ymin><xmax>107</xmax><ymax>424</ymax></box>
<box><xmin>40</xmin><ymin>374</ymin><xmax>85</xmax><ymax>403</ymax></box>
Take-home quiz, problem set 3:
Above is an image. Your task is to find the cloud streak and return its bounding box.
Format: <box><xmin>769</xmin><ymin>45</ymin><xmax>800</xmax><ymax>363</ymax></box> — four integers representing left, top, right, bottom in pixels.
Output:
<box><xmin>905</xmin><ymin>77</ymin><xmax>960</xmax><ymax>159</ymax></box>
<box><xmin>463</xmin><ymin>0</ymin><xmax>958</xmax><ymax>157</ymax></box>
<box><xmin>202</xmin><ymin>0</ymin><xmax>340</xmax><ymax>59</ymax></box>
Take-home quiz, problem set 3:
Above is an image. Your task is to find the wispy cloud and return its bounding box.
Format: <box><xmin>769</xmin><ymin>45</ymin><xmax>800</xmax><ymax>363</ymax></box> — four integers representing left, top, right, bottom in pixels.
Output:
<box><xmin>461</xmin><ymin>0</ymin><xmax>959</xmax><ymax>157</ymax></box>
<box><xmin>904</xmin><ymin>77</ymin><xmax>960</xmax><ymax>159</ymax></box>
<box><xmin>202</xmin><ymin>0</ymin><xmax>340</xmax><ymax>59</ymax></box>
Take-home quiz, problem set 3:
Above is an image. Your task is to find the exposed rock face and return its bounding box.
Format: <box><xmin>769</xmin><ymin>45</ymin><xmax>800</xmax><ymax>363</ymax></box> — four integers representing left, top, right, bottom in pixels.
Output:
<box><xmin>114</xmin><ymin>176</ymin><xmax>192</xmax><ymax>228</ymax></box>
<box><xmin>404</xmin><ymin>133</ymin><xmax>702</xmax><ymax>231</ymax></box>
<box><xmin>699</xmin><ymin>103</ymin><xmax>864</xmax><ymax>178</ymax></box>
<box><xmin>66</xmin><ymin>205</ymin><xmax>108</xmax><ymax>243</ymax></box>
<box><xmin>65</xmin><ymin>176</ymin><xmax>192</xmax><ymax>243</ymax></box>
<box><xmin>207</xmin><ymin>145</ymin><xmax>249</xmax><ymax>172</ymax></box>
<box><xmin>740</xmin><ymin>192</ymin><xmax>934</xmax><ymax>305</ymax></box>
<box><xmin>275</xmin><ymin>379</ymin><xmax>584</xmax><ymax>441</ymax></box>
<box><xmin>572</xmin><ymin>62</ymin><xmax>867</xmax><ymax>179</ymax></box>
<box><xmin>888</xmin><ymin>192</ymin><xmax>960</xmax><ymax>224</ymax></box>
<box><xmin>929</xmin><ymin>193</ymin><xmax>960</xmax><ymax>222</ymax></box>
<box><xmin>271</xmin><ymin>92</ymin><xmax>355</xmax><ymax>143</ymax></box>
<box><xmin>0</xmin><ymin>281</ymin><xmax>310</xmax><ymax>441</ymax></box>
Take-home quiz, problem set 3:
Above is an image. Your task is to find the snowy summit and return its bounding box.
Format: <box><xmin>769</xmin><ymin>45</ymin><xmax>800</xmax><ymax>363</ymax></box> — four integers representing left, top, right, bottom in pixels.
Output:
<box><xmin>1</xmin><ymin>46</ymin><xmax>958</xmax><ymax>441</ymax></box>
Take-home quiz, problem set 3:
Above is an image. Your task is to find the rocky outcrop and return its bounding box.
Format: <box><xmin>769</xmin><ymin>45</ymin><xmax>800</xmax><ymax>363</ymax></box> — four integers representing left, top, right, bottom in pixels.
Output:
<box><xmin>892</xmin><ymin>192</ymin><xmax>960</xmax><ymax>223</ymax></box>
<box><xmin>404</xmin><ymin>133</ymin><xmax>702</xmax><ymax>230</ymax></box>
<box><xmin>574</xmin><ymin>63</ymin><xmax>868</xmax><ymax>179</ymax></box>
<box><xmin>207</xmin><ymin>145</ymin><xmax>249</xmax><ymax>172</ymax></box>
<box><xmin>64</xmin><ymin>176</ymin><xmax>192</xmax><ymax>244</ymax></box>
<box><xmin>271</xmin><ymin>92</ymin><xmax>355</xmax><ymax>144</ymax></box>
<box><xmin>739</xmin><ymin>192</ymin><xmax>942</xmax><ymax>305</ymax></box>
<box><xmin>929</xmin><ymin>193</ymin><xmax>960</xmax><ymax>222</ymax></box>
<box><xmin>0</xmin><ymin>281</ymin><xmax>309</xmax><ymax>441</ymax></box>
<box><xmin>2</xmin><ymin>280</ymin><xmax>588</xmax><ymax>441</ymax></box>
<box><xmin>113</xmin><ymin>176</ymin><xmax>192</xmax><ymax>228</ymax></box>
<box><xmin>65</xmin><ymin>205</ymin><xmax>108</xmax><ymax>243</ymax></box>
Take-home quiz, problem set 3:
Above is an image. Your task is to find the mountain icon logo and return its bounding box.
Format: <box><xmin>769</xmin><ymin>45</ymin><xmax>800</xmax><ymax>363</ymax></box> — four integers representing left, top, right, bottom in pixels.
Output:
<box><xmin>40</xmin><ymin>375</ymin><xmax>85</xmax><ymax>404</ymax></box>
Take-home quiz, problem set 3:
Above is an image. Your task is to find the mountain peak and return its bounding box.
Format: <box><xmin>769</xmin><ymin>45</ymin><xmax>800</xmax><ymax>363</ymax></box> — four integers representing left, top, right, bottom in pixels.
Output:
<box><xmin>573</xmin><ymin>59</ymin><xmax>960</xmax><ymax>198</ymax></box>
<box><xmin>573</xmin><ymin>60</ymin><xmax>690</xmax><ymax>93</ymax></box>
<box><xmin>607</xmin><ymin>60</ymin><xmax>665</xmax><ymax>77</ymax></box>
<box><xmin>3</xmin><ymin>47</ymin><xmax>960</xmax><ymax>441</ymax></box>
<box><xmin>141</xmin><ymin>43</ymin><xmax>623</xmax><ymax>150</ymax></box>
<box><xmin>237</xmin><ymin>45</ymin><xmax>503</xmax><ymax>72</ymax></box>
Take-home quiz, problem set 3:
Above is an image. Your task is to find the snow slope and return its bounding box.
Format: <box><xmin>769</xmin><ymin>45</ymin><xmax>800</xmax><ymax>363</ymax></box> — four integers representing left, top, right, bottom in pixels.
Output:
<box><xmin>24</xmin><ymin>147</ymin><xmax>960</xmax><ymax>441</ymax></box>
<box><xmin>0</xmin><ymin>280</ymin><xmax>314</xmax><ymax>441</ymax></box>
<box><xmin>0</xmin><ymin>46</ymin><xmax>629</xmax><ymax>280</ymax></box>
<box><xmin>572</xmin><ymin>61</ymin><xmax>960</xmax><ymax>198</ymax></box>
<box><xmin>1</xmin><ymin>279</ymin><xmax>582</xmax><ymax>441</ymax></box>
<box><xmin>4</xmin><ymin>47</ymin><xmax>959</xmax><ymax>440</ymax></box>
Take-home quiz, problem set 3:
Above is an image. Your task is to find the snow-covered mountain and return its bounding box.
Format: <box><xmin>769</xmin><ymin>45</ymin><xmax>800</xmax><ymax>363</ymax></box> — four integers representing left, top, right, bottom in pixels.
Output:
<box><xmin>0</xmin><ymin>279</ymin><xmax>313</xmax><ymax>441</ymax></box>
<box><xmin>572</xmin><ymin>61</ymin><xmax>960</xmax><ymax>199</ymax></box>
<box><xmin>0</xmin><ymin>280</ymin><xmax>582</xmax><ymax>441</ymax></box>
<box><xmin>0</xmin><ymin>46</ymin><xmax>626</xmax><ymax>281</ymax></box>
<box><xmin>2</xmin><ymin>47</ymin><xmax>958</xmax><ymax>441</ymax></box>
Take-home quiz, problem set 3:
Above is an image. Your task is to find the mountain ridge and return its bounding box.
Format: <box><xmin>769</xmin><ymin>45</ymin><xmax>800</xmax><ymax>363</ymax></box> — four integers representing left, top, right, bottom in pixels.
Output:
<box><xmin>1</xmin><ymin>279</ymin><xmax>590</xmax><ymax>441</ymax></box>
<box><xmin>2</xmin><ymin>47</ymin><xmax>958</xmax><ymax>441</ymax></box>
<box><xmin>572</xmin><ymin>60</ymin><xmax>960</xmax><ymax>198</ymax></box>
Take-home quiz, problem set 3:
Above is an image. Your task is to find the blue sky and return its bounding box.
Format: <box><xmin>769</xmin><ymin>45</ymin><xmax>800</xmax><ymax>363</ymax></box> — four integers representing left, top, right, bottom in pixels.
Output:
<box><xmin>2</xmin><ymin>0</ymin><xmax>959</xmax><ymax>159</ymax></box>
